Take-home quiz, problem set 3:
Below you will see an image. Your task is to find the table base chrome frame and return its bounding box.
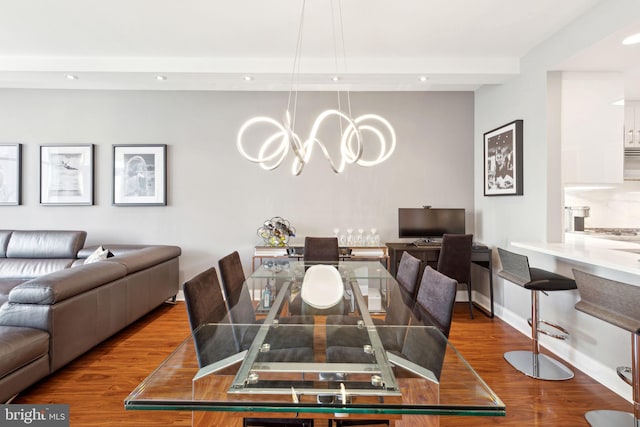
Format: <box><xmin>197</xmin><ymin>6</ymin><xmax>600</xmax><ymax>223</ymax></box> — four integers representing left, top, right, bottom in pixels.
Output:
<box><xmin>227</xmin><ymin>277</ymin><xmax>405</xmax><ymax>397</ymax></box>
<box><xmin>504</xmin><ymin>290</ymin><xmax>574</xmax><ymax>381</ymax></box>
<box><xmin>584</xmin><ymin>328</ymin><xmax>640</xmax><ymax>427</ymax></box>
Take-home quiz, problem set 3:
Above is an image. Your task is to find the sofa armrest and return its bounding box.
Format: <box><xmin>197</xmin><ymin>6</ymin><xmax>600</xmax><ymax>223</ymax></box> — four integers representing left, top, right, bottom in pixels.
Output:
<box><xmin>101</xmin><ymin>245</ymin><xmax>181</xmax><ymax>274</ymax></box>
<box><xmin>78</xmin><ymin>245</ymin><xmax>181</xmax><ymax>274</ymax></box>
<box><xmin>8</xmin><ymin>262</ymin><xmax>127</xmax><ymax>304</ymax></box>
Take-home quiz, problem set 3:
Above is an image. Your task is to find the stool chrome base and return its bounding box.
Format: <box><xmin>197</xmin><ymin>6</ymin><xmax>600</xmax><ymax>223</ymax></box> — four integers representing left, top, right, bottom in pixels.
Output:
<box><xmin>504</xmin><ymin>350</ymin><xmax>574</xmax><ymax>381</ymax></box>
<box><xmin>585</xmin><ymin>409</ymin><xmax>634</xmax><ymax>427</ymax></box>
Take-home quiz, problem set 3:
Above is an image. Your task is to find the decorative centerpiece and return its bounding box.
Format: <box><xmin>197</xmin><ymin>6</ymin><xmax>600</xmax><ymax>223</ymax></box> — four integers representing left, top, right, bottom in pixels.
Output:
<box><xmin>257</xmin><ymin>217</ymin><xmax>296</xmax><ymax>247</ymax></box>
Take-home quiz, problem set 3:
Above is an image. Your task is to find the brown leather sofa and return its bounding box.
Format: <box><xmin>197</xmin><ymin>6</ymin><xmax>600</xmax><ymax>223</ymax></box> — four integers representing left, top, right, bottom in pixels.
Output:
<box><xmin>0</xmin><ymin>230</ymin><xmax>181</xmax><ymax>402</ymax></box>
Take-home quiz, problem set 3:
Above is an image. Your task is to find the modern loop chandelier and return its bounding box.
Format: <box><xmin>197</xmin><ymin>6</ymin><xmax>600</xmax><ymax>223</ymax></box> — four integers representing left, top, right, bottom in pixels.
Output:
<box><xmin>236</xmin><ymin>0</ymin><xmax>396</xmax><ymax>176</ymax></box>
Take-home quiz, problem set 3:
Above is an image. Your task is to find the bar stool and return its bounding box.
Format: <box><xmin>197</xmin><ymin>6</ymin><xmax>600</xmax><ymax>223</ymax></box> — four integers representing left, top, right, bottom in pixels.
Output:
<box><xmin>497</xmin><ymin>248</ymin><xmax>577</xmax><ymax>380</ymax></box>
<box><xmin>573</xmin><ymin>269</ymin><xmax>640</xmax><ymax>427</ymax></box>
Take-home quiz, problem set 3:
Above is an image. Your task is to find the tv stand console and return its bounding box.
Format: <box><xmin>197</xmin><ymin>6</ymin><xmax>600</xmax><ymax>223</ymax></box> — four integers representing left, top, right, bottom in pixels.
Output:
<box><xmin>386</xmin><ymin>242</ymin><xmax>494</xmax><ymax>318</ymax></box>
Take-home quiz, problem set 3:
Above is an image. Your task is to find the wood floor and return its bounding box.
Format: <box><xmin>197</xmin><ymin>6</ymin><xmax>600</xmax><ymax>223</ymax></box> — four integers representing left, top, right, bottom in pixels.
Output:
<box><xmin>12</xmin><ymin>302</ymin><xmax>632</xmax><ymax>426</ymax></box>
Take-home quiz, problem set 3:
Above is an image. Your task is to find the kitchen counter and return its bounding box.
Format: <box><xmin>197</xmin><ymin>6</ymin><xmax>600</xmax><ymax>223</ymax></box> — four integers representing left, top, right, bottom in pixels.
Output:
<box><xmin>511</xmin><ymin>234</ymin><xmax>640</xmax><ymax>276</ymax></box>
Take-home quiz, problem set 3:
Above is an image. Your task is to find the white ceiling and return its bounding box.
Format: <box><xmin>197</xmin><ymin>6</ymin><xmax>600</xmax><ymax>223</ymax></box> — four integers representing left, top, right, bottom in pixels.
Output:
<box><xmin>0</xmin><ymin>0</ymin><xmax>636</xmax><ymax>93</ymax></box>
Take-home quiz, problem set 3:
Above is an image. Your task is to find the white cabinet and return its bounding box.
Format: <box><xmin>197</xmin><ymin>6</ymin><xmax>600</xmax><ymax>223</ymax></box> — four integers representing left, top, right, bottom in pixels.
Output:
<box><xmin>624</xmin><ymin>100</ymin><xmax>640</xmax><ymax>148</ymax></box>
<box><xmin>561</xmin><ymin>72</ymin><xmax>624</xmax><ymax>185</ymax></box>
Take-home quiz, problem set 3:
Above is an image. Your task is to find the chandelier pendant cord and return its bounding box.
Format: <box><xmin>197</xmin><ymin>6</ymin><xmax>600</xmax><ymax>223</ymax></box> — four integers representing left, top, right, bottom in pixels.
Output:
<box><xmin>330</xmin><ymin>0</ymin><xmax>344</xmax><ymax>136</ymax></box>
<box><xmin>286</xmin><ymin>0</ymin><xmax>307</xmax><ymax>132</ymax></box>
<box><xmin>331</xmin><ymin>0</ymin><xmax>353</xmax><ymax>127</ymax></box>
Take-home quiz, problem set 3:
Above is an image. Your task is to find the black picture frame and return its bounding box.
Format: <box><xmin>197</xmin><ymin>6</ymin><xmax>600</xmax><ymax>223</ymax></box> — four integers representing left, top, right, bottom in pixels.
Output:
<box><xmin>0</xmin><ymin>143</ymin><xmax>22</xmax><ymax>206</ymax></box>
<box><xmin>40</xmin><ymin>144</ymin><xmax>95</xmax><ymax>205</ymax></box>
<box><xmin>483</xmin><ymin>120</ymin><xmax>523</xmax><ymax>196</ymax></box>
<box><xmin>113</xmin><ymin>144</ymin><xmax>167</xmax><ymax>206</ymax></box>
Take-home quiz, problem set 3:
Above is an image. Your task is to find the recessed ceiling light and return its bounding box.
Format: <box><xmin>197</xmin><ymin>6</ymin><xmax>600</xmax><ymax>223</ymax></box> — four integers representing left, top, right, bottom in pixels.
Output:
<box><xmin>331</xmin><ymin>76</ymin><xmax>340</xmax><ymax>82</ymax></box>
<box><xmin>419</xmin><ymin>76</ymin><xmax>428</xmax><ymax>82</ymax></box>
<box><xmin>622</xmin><ymin>32</ymin><xmax>640</xmax><ymax>45</ymax></box>
<box><xmin>65</xmin><ymin>74</ymin><xmax>78</xmax><ymax>80</ymax></box>
<box><xmin>244</xmin><ymin>76</ymin><xmax>254</xmax><ymax>81</ymax></box>
<box><xmin>155</xmin><ymin>75</ymin><xmax>167</xmax><ymax>81</ymax></box>
<box><xmin>612</xmin><ymin>98</ymin><xmax>625</xmax><ymax>106</ymax></box>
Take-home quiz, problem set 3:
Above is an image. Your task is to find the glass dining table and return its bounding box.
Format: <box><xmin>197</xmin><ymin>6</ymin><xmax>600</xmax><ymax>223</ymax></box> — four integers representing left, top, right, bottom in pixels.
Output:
<box><xmin>125</xmin><ymin>260</ymin><xmax>505</xmax><ymax>426</ymax></box>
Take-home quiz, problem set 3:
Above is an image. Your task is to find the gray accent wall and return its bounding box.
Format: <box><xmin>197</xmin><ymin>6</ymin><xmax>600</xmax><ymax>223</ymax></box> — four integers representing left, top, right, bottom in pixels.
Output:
<box><xmin>0</xmin><ymin>89</ymin><xmax>474</xmax><ymax>281</ymax></box>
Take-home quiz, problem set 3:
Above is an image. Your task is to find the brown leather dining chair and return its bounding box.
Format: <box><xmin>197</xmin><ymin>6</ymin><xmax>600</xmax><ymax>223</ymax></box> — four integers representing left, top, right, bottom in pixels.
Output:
<box><xmin>436</xmin><ymin>233</ymin><xmax>474</xmax><ymax>318</ymax></box>
<box><xmin>395</xmin><ymin>251</ymin><xmax>422</xmax><ymax>300</ymax></box>
<box><xmin>182</xmin><ymin>266</ymin><xmax>236</xmax><ymax>368</ymax></box>
<box><xmin>413</xmin><ymin>265</ymin><xmax>459</xmax><ymax>339</ymax></box>
<box><xmin>304</xmin><ymin>236</ymin><xmax>339</xmax><ymax>263</ymax></box>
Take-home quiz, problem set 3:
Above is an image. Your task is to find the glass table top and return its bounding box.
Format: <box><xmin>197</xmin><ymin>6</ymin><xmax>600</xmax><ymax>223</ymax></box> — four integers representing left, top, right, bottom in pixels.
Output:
<box><xmin>125</xmin><ymin>261</ymin><xmax>505</xmax><ymax>418</ymax></box>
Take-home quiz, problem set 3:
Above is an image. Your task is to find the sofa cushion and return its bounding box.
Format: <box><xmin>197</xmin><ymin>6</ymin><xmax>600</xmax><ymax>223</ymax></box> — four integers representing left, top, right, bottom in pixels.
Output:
<box><xmin>6</xmin><ymin>230</ymin><xmax>87</xmax><ymax>259</ymax></box>
<box><xmin>84</xmin><ymin>246</ymin><xmax>114</xmax><ymax>264</ymax></box>
<box><xmin>0</xmin><ymin>258</ymin><xmax>76</xmax><ymax>280</ymax></box>
<box><xmin>9</xmin><ymin>261</ymin><xmax>127</xmax><ymax>305</ymax></box>
<box><xmin>0</xmin><ymin>230</ymin><xmax>12</xmax><ymax>258</ymax></box>
<box><xmin>0</xmin><ymin>326</ymin><xmax>49</xmax><ymax>378</ymax></box>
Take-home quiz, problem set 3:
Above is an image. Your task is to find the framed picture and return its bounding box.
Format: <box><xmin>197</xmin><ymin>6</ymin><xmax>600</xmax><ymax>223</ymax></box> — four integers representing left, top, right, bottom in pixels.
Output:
<box><xmin>113</xmin><ymin>144</ymin><xmax>167</xmax><ymax>206</ymax></box>
<box><xmin>40</xmin><ymin>144</ymin><xmax>94</xmax><ymax>205</ymax></box>
<box><xmin>0</xmin><ymin>144</ymin><xmax>22</xmax><ymax>205</ymax></box>
<box><xmin>484</xmin><ymin>120</ymin><xmax>523</xmax><ymax>196</ymax></box>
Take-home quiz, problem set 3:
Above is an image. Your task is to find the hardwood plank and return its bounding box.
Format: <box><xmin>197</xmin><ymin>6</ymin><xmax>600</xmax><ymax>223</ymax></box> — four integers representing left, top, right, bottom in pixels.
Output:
<box><xmin>12</xmin><ymin>302</ymin><xmax>632</xmax><ymax>426</ymax></box>
<box><xmin>441</xmin><ymin>304</ymin><xmax>631</xmax><ymax>427</ymax></box>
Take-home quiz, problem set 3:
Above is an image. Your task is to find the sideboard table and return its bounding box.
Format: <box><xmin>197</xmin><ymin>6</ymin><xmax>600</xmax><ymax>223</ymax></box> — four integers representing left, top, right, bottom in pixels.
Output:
<box><xmin>252</xmin><ymin>245</ymin><xmax>389</xmax><ymax>271</ymax></box>
<box><xmin>386</xmin><ymin>242</ymin><xmax>494</xmax><ymax>318</ymax></box>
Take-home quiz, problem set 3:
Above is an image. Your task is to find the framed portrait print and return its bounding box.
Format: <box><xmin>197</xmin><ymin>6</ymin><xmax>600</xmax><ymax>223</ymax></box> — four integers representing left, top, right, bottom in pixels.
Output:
<box><xmin>484</xmin><ymin>120</ymin><xmax>523</xmax><ymax>196</ymax></box>
<box><xmin>40</xmin><ymin>144</ymin><xmax>94</xmax><ymax>205</ymax></box>
<box><xmin>0</xmin><ymin>144</ymin><xmax>22</xmax><ymax>205</ymax></box>
<box><xmin>113</xmin><ymin>144</ymin><xmax>167</xmax><ymax>206</ymax></box>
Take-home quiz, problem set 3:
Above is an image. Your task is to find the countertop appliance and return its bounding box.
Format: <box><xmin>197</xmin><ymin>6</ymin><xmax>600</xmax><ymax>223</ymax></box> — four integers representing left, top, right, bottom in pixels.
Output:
<box><xmin>565</xmin><ymin>206</ymin><xmax>590</xmax><ymax>232</ymax></box>
<box><xmin>624</xmin><ymin>148</ymin><xmax>640</xmax><ymax>181</ymax></box>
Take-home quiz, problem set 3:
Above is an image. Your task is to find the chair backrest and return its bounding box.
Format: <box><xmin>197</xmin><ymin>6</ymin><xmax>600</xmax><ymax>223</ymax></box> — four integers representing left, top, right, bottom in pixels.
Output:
<box><xmin>183</xmin><ymin>267</ymin><xmax>237</xmax><ymax>368</ymax></box>
<box><xmin>573</xmin><ymin>269</ymin><xmax>640</xmax><ymax>333</ymax></box>
<box><xmin>436</xmin><ymin>233</ymin><xmax>473</xmax><ymax>284</ymax></box>
<box><xmin>396</xmin><ymin>251</ymin><xmax>422</xmax><ymax>298</ymax></box>
<box><xmin>218</xmin><ymin>251</ymin><xmax>256</xmax><ymax>324</ymax></box>
<box><xmin>400</xmin><ymin>324</ymin><xmax>448</xmax><ymax>381</ymax></box>
<box><xmin>304</xmin><ymin>237</ymin><xmax>339</xmax><ymax>263</ymax></box>
<box><xmin>497</xmin><ymin>248</ymin><xmax>531</xmax><ymax>285</ymax></box>
<box><xmin>414</xmin><ymin>266</ymin><xmax>458</xmax><ymax>337</ymax></box>
<box><xmin>383</xmin><ymin>277</ymin><xmax>416</xmax><ymax>348</ymax></box>
<box><xmin>183</xmin><ymin>266</ymin><xmax>227</xmax><ymax>331</ymax></box>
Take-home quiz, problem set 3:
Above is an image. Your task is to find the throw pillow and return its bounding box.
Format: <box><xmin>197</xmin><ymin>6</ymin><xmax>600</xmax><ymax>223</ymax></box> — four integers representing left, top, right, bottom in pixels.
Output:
<box><xmin>84</xmin><ymin>245</ymin><xmax>110</xmax><ymax>264</ymax></box>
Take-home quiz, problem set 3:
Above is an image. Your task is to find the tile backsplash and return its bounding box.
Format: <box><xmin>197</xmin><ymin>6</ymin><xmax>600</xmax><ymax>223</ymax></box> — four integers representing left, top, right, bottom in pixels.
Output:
<box><xmin>564</xmin><ymin>181</ymin><xmax>640</xmax><ymax>228</ymax></box>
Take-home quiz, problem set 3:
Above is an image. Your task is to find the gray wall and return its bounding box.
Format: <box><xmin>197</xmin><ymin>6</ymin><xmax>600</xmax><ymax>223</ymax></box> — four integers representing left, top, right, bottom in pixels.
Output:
<box><xmin>0</xmin><ymin>89</ymin><xmax>474</xmax><ymax>282</ymax></box>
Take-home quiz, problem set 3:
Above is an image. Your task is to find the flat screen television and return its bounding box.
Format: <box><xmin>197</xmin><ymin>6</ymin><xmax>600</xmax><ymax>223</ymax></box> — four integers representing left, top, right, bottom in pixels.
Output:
<box><xmin>398</xmin><ymin>208</ymin><xmax>465</xmax><ymax>239</ymax></box>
